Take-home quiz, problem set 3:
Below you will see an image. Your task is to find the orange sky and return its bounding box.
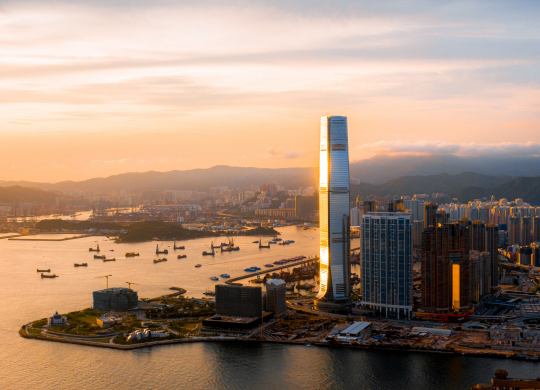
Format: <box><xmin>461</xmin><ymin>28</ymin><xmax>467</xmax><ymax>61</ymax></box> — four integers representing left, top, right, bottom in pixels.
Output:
<box><xmin>1</xmin><ymin>1</ymin><xmax>539</xmax><ymax>182</ymax></box>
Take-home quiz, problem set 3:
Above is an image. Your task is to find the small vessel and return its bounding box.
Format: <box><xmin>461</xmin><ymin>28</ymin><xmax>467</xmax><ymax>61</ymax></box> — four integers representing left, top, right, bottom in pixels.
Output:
<box><xmin>41</xmin><ymin>273</ymin><xmax>58</xmax><ymax>278</ymax></box>
<box><xmin>252</xmin><ymin>241</ymin><xmax>259</xmax><ymax>244</ymax></box>
<box><xmin>89</xmin><ymin>243</ymin><xmax>100</xmax><ymax>252</ymax></box>
<box><xmin>156</xmin><ymin>244</ymin><xmax>168</xmax><ymax>255</ymax></box>
<box><xmin>125</xmin><ymin>252</ymin><xmax>139</xmax><ymax>257</ymax></box>
<box><xmin>103</xmin><ymin>258</ymin><xmax>116</xmax><ymax>262</ymax></box>
<box><xmin>203</xmin><ymin>289</ymin><xmax>216</xmax><ymax>296</ymax></box>
<box><xmin>195</xmin><ymin>264</ymin><xmax>202</xmax><ymax>268</ymax></box>
<box><xmin>202</xmin><ymin>245</ymin><xmax>215</xmax><ymax>256</ymax></box>
<box><xmin>252</xmin><ymin>266</ymin><xmax>261</xmax><ymax>271</ymax></box>
<box><xmin>174</xmin><ymin>241</ymin><xmax>185</xmax><ymax>250</ymax></box>
<box><xmin>259</xmin><ymin>240</ymin><xmax>270</xmax><ymax>249</ymax></box>
<box><xmin>153</xmin><ymin>258</ymin><xmax>167</xmax><ymax>263</ymax></box>
<box><xmin>303</xmin><ymin>226</ymin><xmax>309</xmax><ymax>230</ymax></box>
<box><xmin>264</xmin><ymin>264</ymin><xmax>275</xmax><ymax>267</ymax></box>
<box><xmin>36</xmin><ymin>269</ymin><xmax>50</xmax><ymax>273</ymax></box>
<box><xmin>220</xmin><ymin>274</ymin><xmax>230</xmax><ymax>278</ymax></box>
<box><xmin>177</xmin><ymin>254</ymin><xmax>187</xmax><ymax>259</ymax></box>
<box><xmin>94</xmin><ymin>255</ymin><xmax>106</xmax><ymax>259</ymax></box>
<box><xmin>74</xmin><ymin>263</ymin><xmax>88</xmax><ymax>267</ymax></box>
<box><xmin>109</xmin><ymin>249</ymin><xmax>114</xmax><ymax>252</ymax></box>
<box><xmin>210</xmin><ymin>276</ymin><xmax>219</xmax><ymax>281</ymax></box>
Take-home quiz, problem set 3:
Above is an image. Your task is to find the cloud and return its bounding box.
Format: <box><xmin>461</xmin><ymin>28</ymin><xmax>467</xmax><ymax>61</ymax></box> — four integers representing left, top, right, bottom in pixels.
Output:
<box><xmin>356</xmin><ymin>141</ymin><xmax>540</xmax><ymax>157</ymax></box>
<box><xmin>265</xmin><ymin>147</ymin><xmax>305</xmax><ymax>159</ymax></box>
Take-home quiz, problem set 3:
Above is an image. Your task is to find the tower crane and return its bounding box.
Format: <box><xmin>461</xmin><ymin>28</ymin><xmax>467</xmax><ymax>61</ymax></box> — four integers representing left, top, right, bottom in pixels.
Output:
<box><xmin>96</xmin><ymin>275</ymin><xmax>112</xmax><ymax>290</ymax></box>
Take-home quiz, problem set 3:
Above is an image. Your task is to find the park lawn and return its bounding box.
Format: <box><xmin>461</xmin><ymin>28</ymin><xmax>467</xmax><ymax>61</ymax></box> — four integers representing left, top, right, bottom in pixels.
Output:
<box><xmin>28</xmin><ymin>328</ymin><xmax>43</xmax><ymax>335</ymax></box>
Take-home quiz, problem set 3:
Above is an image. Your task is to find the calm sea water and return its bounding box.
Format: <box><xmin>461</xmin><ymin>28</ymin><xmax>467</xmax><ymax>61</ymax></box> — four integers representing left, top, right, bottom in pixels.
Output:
<box><xmin>1</xmin><ymin>226</ymin><xmax>538</xmax><ymax>390</ymax></box>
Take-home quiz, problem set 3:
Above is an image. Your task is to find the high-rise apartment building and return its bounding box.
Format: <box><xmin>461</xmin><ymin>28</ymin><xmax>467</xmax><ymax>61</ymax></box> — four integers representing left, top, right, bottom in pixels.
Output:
<box><xmin>361</xmin><ymin>212</ymin><xmax>413</xmax><ymax>319</ymax></box>
<box><xmin>533</xmin><ymin>216</ymin><xmax>540</xmax><ymax>243</ymax></box>
<box><xmin>412</xmin><ymin>220</ymin><xmax>424</xmax><ymax>248</ymax></box>
<box><xmin>521</xmin><ymin>216</ymin><xmax>532</xmax><ymax>246</ymax></box>
<box><xmin>508</xmin><ymin>216</ymin><xmax>521</xmax><ymax>246</ymax></box>
<box><xmin>317</xmin><ymin>116</ymin><xmax>350</xmax><ymax>303</ymax></box>
<box><xmin>436</xmin><ymin>210</ymin><xmax>449</xmax><ymax>226</ymax></box>
<box><xmin>424</xmin><ymin>203</ymin><xmax>438</xmax><ymax>228</ymax></box>
<box><xmin>295</xmin><ymin>194</ymin><xmax>319</xmax><ymax>218</ymax></box>
<box><xmin>363</xmin><ymin>200</ymin><xmax>377</xmax><ymax>213</ymax></box>
<box><xmin>486</xmin><ymin>223</ymin><xmax>499</xmax><ymax>288</ymax></box>
<box><xmin>471</xmin><ymin>221</ymin><xmax>486</xmax><ymax>252</ymax></box>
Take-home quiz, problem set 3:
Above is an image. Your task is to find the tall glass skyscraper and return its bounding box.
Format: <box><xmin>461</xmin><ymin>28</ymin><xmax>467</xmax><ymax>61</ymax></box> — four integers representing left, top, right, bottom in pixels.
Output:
<box><xmin>317</xmin><ymin>116</ymin><xmax>350</xmax><ymax>303</ymax></box>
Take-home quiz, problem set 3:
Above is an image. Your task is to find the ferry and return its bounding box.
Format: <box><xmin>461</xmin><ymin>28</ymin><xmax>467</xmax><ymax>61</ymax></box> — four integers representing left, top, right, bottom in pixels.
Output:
<box><xmin>195</xmin><ymin>264</ymin><xmax>202</xmax><ymax>268</ymax></box>
<box><xmin>177</xmin><ymin>254</ymin><xmax>187</xmax><ymax>259</ymax></box>
<box><xmin>210</xmin><ymin>276</ymin><xmax>219</xmax><ymax>281</ymax></box>
<box><xmin>220</xmin><ymin>274</ymin><xmax>230</xmax><ymax>278</ymax></box>
<box><xmin>74</xmin><ymin>263</ymin><xmax>88</xmax><ymax>267</ymax></box>
<box><xmin>125</xmin><ymin>252</ymin><xmax>140</xmax><ymax>257</ymax></box>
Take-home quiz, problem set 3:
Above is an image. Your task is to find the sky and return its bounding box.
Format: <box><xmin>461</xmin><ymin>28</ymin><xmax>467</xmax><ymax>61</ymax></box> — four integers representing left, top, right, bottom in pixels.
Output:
<box><xmin>1</xmin><ymin>0</ymin><xmax>539</xmax><ymax>182</ymax></box>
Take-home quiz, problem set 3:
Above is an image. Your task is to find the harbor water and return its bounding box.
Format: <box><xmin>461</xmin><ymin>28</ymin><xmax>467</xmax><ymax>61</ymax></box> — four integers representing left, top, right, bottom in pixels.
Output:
<box><xmin>1</xmin><ymin>226</ymin><xmax>538</xmax><ymax>389</ymax></box>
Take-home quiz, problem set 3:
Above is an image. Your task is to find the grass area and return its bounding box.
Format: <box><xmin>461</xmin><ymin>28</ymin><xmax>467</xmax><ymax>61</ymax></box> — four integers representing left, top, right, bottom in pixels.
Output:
<box><xmin>27</xmin><ymin>328</ymin><xmax>43</xmax><ymax>335</ymax></box>
<box><xmin>32</xmin><ymin>318</ymin><xmax>47</xmax><ymax>328</ymax></box>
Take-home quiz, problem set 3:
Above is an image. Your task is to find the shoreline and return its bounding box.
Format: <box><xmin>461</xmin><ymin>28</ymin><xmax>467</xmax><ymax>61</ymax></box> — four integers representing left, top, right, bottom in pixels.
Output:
<box><xmin>19</xmin><ymin>326</ymin><xmax>538</xmax><ymax>361</ymax></box>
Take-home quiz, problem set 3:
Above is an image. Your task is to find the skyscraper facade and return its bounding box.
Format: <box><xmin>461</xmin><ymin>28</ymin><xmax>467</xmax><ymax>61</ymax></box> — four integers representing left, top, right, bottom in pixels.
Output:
<box><xmin>471</xmin><ymin>221</ymin><xmax>486</xmax><ymax>252</ymax></box>
<box><xmin>533</xmin><ymin>216</ymin><xmax>540</xmax><ymax>243</ymax></box>
<box><xmin>508</xmin><ymin>215</ymin><xmax>521</xmax><ymax>245</ymax></box>
<box><xmin>521</xmin><ymin>216</ymin><xmax>531</xmax><ymax>246</ymax></box>
<box><xmin>361</xmin><ymin>212</ymin><xmax>413</xmax><ymax>319</ymax></box>
<box><xmin>486</xmin><ymin>223</ymin><xmax>499</xmax><ymax>288</ymax></box>
<box><xmin>424</xmin><ymin>203</ymin><xmax>438</xmax><ymax>228</ymax></box>
<box><xmin>317</xmin><ymin>116</ymin><xmax>350</xmax><ymax>303</ymax></box>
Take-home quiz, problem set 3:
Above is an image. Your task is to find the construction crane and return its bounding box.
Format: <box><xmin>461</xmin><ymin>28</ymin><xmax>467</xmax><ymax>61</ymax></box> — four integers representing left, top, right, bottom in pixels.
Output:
<box><xmin>96</xmin><ymin>275</ymin><xmax>112</xmax><ymax>290</ymax></box>
<box><xmin>126</xmin><ymin>282</ymin><xmax>139</xmax><ymax>309</ymax></box>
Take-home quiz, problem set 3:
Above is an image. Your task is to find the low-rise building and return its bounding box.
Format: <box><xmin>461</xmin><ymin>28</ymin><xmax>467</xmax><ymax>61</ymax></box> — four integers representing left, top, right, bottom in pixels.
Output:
<box><xmin>93</xmin><ymin>287</ymin><xmax>138</xmax><ymax>311</ymax></box>
<box><xmin>48</xmin><ymin>311</ymin><xmax>67</xmax><ymax>327</ymax></box>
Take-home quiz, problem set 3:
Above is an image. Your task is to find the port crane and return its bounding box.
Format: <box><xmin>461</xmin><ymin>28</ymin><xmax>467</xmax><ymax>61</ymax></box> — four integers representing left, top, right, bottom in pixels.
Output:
<box><xmin>126</xmin><ymin>282</ymin><xmax>139</xmax><ymax>309</ymax></box>
<box><xmin>96</xmin><ymin>275</ymin><xmax>112</xmax><ymax>290</ymax></box>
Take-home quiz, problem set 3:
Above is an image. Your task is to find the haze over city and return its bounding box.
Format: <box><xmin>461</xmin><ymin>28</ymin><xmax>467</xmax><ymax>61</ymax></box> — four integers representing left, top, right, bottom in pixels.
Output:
<box><xmin>1</xmin><ymin>0</ymin><xmax>540</xmax><ymax>181</ymax></box>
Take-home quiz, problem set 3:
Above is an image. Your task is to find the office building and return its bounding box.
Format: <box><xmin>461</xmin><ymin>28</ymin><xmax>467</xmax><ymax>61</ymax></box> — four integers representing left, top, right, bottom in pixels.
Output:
<box><xmin>317</xmin><ymin>116</ymin><xmax>351</xmax><ymax>303</ymax></box>
<box><xmin>215</xmin><ymin>285</ymin><xmax>263</xmax><ymax>318</ymax></box>
<box><xmin>424</xmin><ymin>203</ymin><xmax>438</xmax><ymax>228</ymax></box>
<box><xmin>93</xmin><ymin>287</ymin><xmax>138</xmax><ymax>311</ymax></box>
<box><xmin>361</xmin><ymin>212</ymin><xmax>413</xmax><ymax>319</ymax></box>
<box><xmin>265</xmin><ymin>279</ymin><xmax>287</xmax><ymax>318</ymax></box>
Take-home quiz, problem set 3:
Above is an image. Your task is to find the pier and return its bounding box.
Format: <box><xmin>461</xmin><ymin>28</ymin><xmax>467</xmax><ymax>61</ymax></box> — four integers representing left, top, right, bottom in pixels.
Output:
<box><xmin>225</xmin><ymin>257</ymin><xmax>319</xmax><ymax>285</ymax></box>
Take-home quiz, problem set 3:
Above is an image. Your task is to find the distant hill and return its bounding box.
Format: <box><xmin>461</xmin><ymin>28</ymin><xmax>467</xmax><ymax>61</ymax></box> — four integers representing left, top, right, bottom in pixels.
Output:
<box><xmin>352</xmin><ymin>172</ymin><xmax>514</xmax><ymax>199</ymax></box>
<box><xmin>0</xmin><ymin>166</ymin><xmax>318</xmax><ymax>193</ymax></box>
<box><xmin>454</xmin><ymin>177</ymin><xmax>540</xmax><ymax>205</ymax></box>
<box><xmin>0</xmin><ymin>186</ymin><xmax>58</xmax><ymax>204</ymax></box>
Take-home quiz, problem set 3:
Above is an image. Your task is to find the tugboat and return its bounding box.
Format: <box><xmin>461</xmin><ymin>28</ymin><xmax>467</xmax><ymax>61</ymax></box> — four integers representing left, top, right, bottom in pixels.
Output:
<box><xmin>156</xmin><ymin>244</ymin><xmax>168</xmax><ymax>255</ymax></box>
<box><xmin>41</xmin><ymin>273</ymin><xmax>58</xmax><ymax>278</ymax></box>
<box><xmin>94</xmin><ymin>255</ymin><xmax>106</xmax><ymax>259</ymax></box>
<box><xmin>36</xmin><ymin>269</ymin><xmax>50</xmax><ymax>273</ymax></box>
<box><xmin>89</xmin><ymin>243</ymin><xmax>100</xmax><ymax>252</ymax></box>
<box><xmin>125</xmin><ymin>252</ymin><xmax>139</xmax><ymax>257</ymax></box>
<box><xmin>210</xmin><ymin>276</ymin><xmax>219</xmax><ymax>281</ymax></box>
<box><xmin>153</xmin><ymin>258</ymin><xmax>167</xmax><ymax>264</ymax></box>
<box><xmin>74</xmin><ymin>263</ymin><xmax>88</xmax><ymax>267</ymax></box>
<box><xmin>177</xmin><ymin>254</ymin><xmax>187</xmax><ymax>259</ymax></box>
<box><xmin>174</xmin><ymin>241</ymin><xmax>185</xmax><ymax>250</ymax></box>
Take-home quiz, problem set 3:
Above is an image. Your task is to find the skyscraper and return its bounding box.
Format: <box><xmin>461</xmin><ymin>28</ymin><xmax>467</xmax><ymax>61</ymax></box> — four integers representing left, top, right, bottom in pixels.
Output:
<box><xmin>361</xmin><ymin>212</ymin><xmax>413</xmax><ymax>319</ymax></box>
<box><xmin>486</xmin><ymin>223</ymin><xmax>499</xmax><ymax>288</ymax></box>
<box><xmin>508</xmin><ymin>215</ymin><xmax>521</xmax><ymax>245</ymax></box>
<box><xmin>317</xmin><ymin>116</ymin><xmax>350</xmax><ymax>303</ymax></box>
<box><xmin>471</xmin><ymin>221</ymin><xmax>486</xmax><ymax>252</ymax></box>
<box><xmin>533</xmin><ymin>216</ymin><xmax>540</xmax><ymax>243</ymax></box>
<box><xmin>424</xmin><ymin>203</ymin><xmax>438</xmax><ymax>228</ymax></box>
<box><xmin>521</xmin><ymin>216</ymin><xmax>532</xmax><ymax>246</ymax></box>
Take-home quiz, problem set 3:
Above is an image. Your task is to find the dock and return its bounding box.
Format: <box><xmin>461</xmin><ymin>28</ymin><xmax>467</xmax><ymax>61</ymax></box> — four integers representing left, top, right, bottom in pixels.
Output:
<box><xmin>225</xmin><ymin>257</ymin><xmax>319</xmax><ymax>285</ymax></box>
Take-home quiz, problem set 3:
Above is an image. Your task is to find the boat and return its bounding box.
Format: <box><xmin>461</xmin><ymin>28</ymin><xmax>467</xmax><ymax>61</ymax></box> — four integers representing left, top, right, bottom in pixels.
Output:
<box><xmin>273</xmin><ymin>236</ymin><xmax>282</xmax><ymax>241</ymax></box>
<box><xmin>103</xmin><ymin>258</ymin><xmax>116</xmax><ymax>262</ymax></box>
<box><xmin>303</xmin><ymin>226</ymin><xmax>309</xmax><ymax>230</ymax></box>
<box><xmin>125</xmin><ymin>252</ymin><xmax>139</xmax><ymax>257</ymax></box>
<box><xmin>220</xmin><ymin>274</ymin><xmax>230</xmax><ymax>278</ymax></box>
<box><xmin>195</xmin><ymin>264</ymin><xmax>202</xmax><ymax>268</ymax></box>
<box><xmin>156</xmin><ymin>244</ymin><xmax>168</xmax><ymax>255</ymax></box>
<box><xmin>203</xmin><ymin>289</ymin><xmax>216</xmax><ymax>296</ymax></box>
<box><xmin>109</xmin><ymin>249</ymin><xmax>114</xmax><ymax>252</ymax></box>
<box><xmin>210</xmin><ymin>276</ymin><xmax>219</xmax><ymax>281</ymax></box>
<box><xmin>94</xmin><ymin>255</ymin><xmax>106</xmax><ymax>259</ymax></box>
<box><xmin>89</xmin><ymin>243</ymin><xmax>100</xmax><ymax>252</ymax></box>
<box><xmin>41</xmin><ymin>273</ymin><xmax>58</xmax><ymax>278</ymax></box>
<box><xmin>244</xmin><ymin>267</ymin><xmax>256</xmax><ymax>272</ymax></box>
<box><xmin>264</xmin><ymin>264</ymin><xmax>275</xmax><ymax>267</ymax></box>
<box><xmin>174</xmin><ymin>241</ymin><xmax>185</xmax><ymax>250</ymax></box>
<box><xmin>259</xmin><ymin>240</ymin><xmax>270</xmax><ymax>249</ymax></box>
<box><xmin>252</xmin><ymin>241</ymin><xmax>259</xmax><ymax>244</ymax></box>
<box><xmin>153</xmin><ymin>258</ymin><xmax>167</xmax><ymax>263</ymax></box>
<box><xmin>202</xmin><ymin>245</ymin><xmax>215</xmax><ymax>256</ymax></box>
<box><xmin>252</xmin><ymin>266</ymin><xmax>261</xmax><ymax>271</ymax></box>
<box><xmin>36</xmin><ymin>269</ymin><xmax>50</xmax><ymax>273</ymax></box>
<box><xmin>177</xmin><ymin>254</ymin><xmax>187</xmax><ymax>259</ymax></box>
<box><xmin>74</xmin><ymin>263</ymin><xmax>88</xmax><ymax>267</ymax></box>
